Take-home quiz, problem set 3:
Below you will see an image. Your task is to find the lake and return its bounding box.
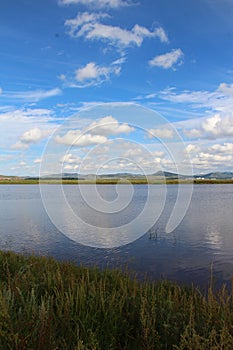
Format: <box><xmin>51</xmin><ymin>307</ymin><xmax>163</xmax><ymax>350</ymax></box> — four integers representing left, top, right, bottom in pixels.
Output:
<box><xmin>0</xmin><ymin>184</ymin><xmax>233</xmax><ymax>289</ymax></box>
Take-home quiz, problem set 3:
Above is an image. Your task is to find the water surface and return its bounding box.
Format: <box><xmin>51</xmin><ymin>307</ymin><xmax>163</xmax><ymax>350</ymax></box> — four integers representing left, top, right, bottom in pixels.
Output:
<box><xmin>0</xmin><ymin>184</ymin><xmax>233</xmax><ymax>289</ymax></box>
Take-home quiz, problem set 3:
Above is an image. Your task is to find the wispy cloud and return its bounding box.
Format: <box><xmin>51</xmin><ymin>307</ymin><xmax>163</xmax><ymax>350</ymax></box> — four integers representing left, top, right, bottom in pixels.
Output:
<box><xmin>3</xmin><ymin>88</ymin><xmax>62</xmax><ymax>102</ymax></box>
<box><xmin>148</xmin><ymin>128</ymin><xmax>174</xmax><ymax>139</ymax></box>
<box><xmin>65</xmin><ymin>11</ymin><xmax>168</xmax><ymax>48</ymax></box>
<box><xmin>0</xmin><ymin>107</ymin><xmax>57</xmax><ymax>155</ymax></box>
<box><xmin>34</xmin><ymin>158</ymin><xmax>42</xmax><ymax>164</ymax></box>
<box><xmin>159</xmin><ymin>83</ymin><xmax>233</xmax><ymax>113</ymax></box>
<box><xmin>59</xmin><ymin>0</ymin><xmax>134</xmax><ymax>8</ymax></box>
<box><xmin>149</xmin><ymin>49</ymin><xmax>184</xmax><ymax>69</ymax></box>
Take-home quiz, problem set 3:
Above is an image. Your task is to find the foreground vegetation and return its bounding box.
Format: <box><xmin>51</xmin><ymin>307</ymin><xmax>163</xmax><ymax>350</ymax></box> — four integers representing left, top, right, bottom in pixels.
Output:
<box><xmin>1</xmin><ymin>251</ymin><xmax>233</xmax><ymax>349</ymax></box>
<box><xmin>0</xmin><ymin>178</ymin><xmax>233</xmax><ymax>184</ymax></box>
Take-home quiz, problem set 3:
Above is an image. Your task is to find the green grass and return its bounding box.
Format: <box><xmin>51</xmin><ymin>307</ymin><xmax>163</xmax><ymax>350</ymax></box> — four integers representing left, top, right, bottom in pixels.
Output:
<box><xmin>0</xmin><ymin>178</ymin><xmax>233</xmax><ymax>184</ymax></box>
<box><xmin>0</xmin><ymin>251</ymin><xmax>233</xmax><ymax>349</ymax></box>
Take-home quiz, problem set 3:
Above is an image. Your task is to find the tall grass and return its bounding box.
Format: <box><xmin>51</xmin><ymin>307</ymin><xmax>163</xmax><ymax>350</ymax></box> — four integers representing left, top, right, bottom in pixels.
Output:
<box><xmin>0</xmin><ymin>250</ymin><xmax>233</xmax><ymax>349</ymax></box>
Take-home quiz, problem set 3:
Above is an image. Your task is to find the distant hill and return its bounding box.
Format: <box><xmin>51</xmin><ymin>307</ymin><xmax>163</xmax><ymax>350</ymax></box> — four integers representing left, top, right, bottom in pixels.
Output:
<box><xmin>150</xmin><ymin>171</ymin><xmax>180</xmax><ymax>179</ymax></box>
<box><xmin>194</xmin><ymin>172</ymin><xmax>233</xmax><ymax>179</ymax></box>
<box><xmin>36</xmin><ymin>171</ymin><xmax>233</xmax><ymax>180</ymax></box>
<box><xmin>0</xmin><ymin>175</ymin><xmax>20</xmax><ymax>179</ymax></box>
<box><xmin>1</xmin><ymin>171</ymin><xmax>233</xmax><ymax>181</ymax></box>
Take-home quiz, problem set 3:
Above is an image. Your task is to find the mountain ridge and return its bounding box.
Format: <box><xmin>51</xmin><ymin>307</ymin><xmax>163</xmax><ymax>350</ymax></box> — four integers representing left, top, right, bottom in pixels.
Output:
<box><xmin>1</xmin><ymin>171</ymin><xmax>233</xmax><ymax>180</ymax></box>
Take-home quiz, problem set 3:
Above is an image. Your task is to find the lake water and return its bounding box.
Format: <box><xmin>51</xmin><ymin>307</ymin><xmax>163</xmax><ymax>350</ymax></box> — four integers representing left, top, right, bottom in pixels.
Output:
<box><xmin>0</xmin><ymin>184</ymin><xmax>233</xmax><ymax>289</ymax></box>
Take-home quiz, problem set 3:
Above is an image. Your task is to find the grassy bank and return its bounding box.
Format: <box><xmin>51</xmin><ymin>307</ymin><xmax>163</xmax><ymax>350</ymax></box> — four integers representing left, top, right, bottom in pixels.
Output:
<box><xmin>0</xmin><ymin>251</ymin><xmax>233</xmax><ymax>349</ymax></box>
<box><xmin>0</xmin><ymin>178</ymin><xmax>233</xmax><ymax>184</ymax></box>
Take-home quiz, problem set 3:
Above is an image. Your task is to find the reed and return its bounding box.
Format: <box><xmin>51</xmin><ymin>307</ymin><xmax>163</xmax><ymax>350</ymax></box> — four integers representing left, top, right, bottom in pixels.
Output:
<box><xmin>0</xmin><ymin>250</ymin><xmax>232</xmax><ymax>349</ymax></box>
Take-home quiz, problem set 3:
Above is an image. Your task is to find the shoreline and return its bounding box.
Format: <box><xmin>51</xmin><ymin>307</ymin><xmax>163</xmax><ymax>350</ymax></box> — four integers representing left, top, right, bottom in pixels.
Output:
<box><xmin>0</xmin><ymin>179</ymin><xmax>233</xmax><ymax>185</ymax></box>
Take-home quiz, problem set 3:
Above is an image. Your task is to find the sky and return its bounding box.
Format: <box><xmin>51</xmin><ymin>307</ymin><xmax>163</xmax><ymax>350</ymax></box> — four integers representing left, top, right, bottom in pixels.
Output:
<box><xmin>0</xmin><ymin>0</ymin><xmax>233</xmax><ymax>176</ymax></box>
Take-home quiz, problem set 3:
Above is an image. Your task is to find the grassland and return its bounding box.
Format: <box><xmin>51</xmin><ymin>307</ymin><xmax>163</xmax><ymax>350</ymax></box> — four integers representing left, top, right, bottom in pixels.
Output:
<box><xmin>0</xmin><ymin>178</ymin><xmax>233</xmax><ymax>185</ymax></box>
<box><xmin>1</xmin><ymin>250</ymin><xmax>233</xmax><ymax>349</ymax></box>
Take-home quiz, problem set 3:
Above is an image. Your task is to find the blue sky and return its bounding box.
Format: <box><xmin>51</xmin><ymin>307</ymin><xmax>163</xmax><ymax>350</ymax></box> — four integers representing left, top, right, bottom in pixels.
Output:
<box><xmin>0</xmin><ymin>0</ymin><xmax>233</xmax><ymax>176</ymax></box>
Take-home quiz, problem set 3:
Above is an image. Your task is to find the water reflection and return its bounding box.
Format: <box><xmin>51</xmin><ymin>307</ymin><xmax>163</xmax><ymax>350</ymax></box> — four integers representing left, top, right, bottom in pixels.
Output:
<box><xmin>0</xmin><ymin>184</ymin><xmax>233</xmax><ymax>288</ymax></box>
<box><xmin>205</xmin><ymin>224</ymin><xmax>223</xmax><ymax>250</ymax></box>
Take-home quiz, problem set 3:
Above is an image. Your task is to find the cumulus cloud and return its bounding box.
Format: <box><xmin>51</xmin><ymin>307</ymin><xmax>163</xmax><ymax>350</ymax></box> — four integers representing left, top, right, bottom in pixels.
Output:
<box><xmin>88</xmin><ymin>116</ymin><xmax>134</xmax><ymax>135</ymax></box>
<box><xmin>65</xmin><ymin>12</ymin><xmax>168</xmax><ymax>48</ymax></box>
<box><xmin>55</xmin><ymin>116</ymin><xmax>134</xmax><ymax>147</ymax></box>
<box><xmin>59</xmin><ymin>0</ymin><xmax>133</xmax><ymax>8</ymax></box>
<box><xmin>199</xmin><ymin>153</ymin><xmax>232</xmax><ymax>162</ymax></box>
<box><xmin>60</xmin><ymin>153</ymin><xmax>81</xmax><ymax>164</ymax></box>
<box><xmin>192</xmin><ymin>152</ymin><xmax>232</xmax><ymax>169</ymax></box>
<box><xmin>184</xmin><ymin>141</ymin><xmax>233</xmax><ymax>172</ymax></box>
<box><xmin>0</xmin><ymin>108</ymin><xmax>56</xmax><ymax>155</ymax></box>
<box><xmin>55</xmin><ymin>131</ymin><xmax>107</xmax><ymax>147</ymax></box>
<box><xmin>21</xmin><ymin>128</ymin><xmax>51</xmax><ymax>143</ymax></box>
<box><xmin>76</xmin><ymin>62</ymin><xmax>106</xmax><ymax>81</ymax></box>
<box><xmin>63</xmin><ymin>164</ymin><xmax>81</xmax><ymax>171</ymax></box>
<box><xmin>185</xmin><ymin>113</ymin><xmax>233</xmax><ymax>140</ymax></box>
<box><xmin>186</xmin><ymin>144</ymin><xmax>200</xmax><ymax>154</ymax></box>
<box><xmin>11</xmin><ymin>128</ymin><xmax>53</xmax><ymax>150</ymax></box>
<box><xmin>149</xmin><ymin>49</ymin><xmax>183</xmax><ymax>69</ymax></box>
<box><xmin>209</xmin><ymin>142</ymin><xmax>233</xmax><ymax>153</ymax></box>
<box><xmin>74</xmin><ymin>62</ymin><xmax>121</xmax><ymax>87</ymax></box>
<box><xmin>61</xmin><ymin>58</ymin><xmax>124</xmax><ymax>88</ymax></box>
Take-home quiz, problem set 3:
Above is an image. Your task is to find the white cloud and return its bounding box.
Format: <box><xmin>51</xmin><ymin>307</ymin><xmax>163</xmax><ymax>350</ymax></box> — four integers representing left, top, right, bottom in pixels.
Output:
<box><xmin>149</xmin><ymin>49</ymin><xmax>183</xmax><ymax>69</ymax></box>
<box><xmin>76</xmin><ymin>62</ymin><xmax>102</xmax><ymax>81</ymax></box>
<box><xmin>209</xmin><ymin>142</ymin><xmax>233</xmax><ymax>153</ymax></box>
<box><xmin>148</xmin><ymin>128</ymin><xmax>174</xmax><ymax>139</ymax></box>
<box><xmin>34</xmin><ymin>158</ymin><xmax>42</xmax><ymax>164</ymax></box>
<box><xmin>184</xmin><ymin>128</ymin><xmax>203</xmax><ymax>139</ymax></box>
<box><xmin>55</xmin><ymin>116</ymin><xmax>134</xmax><ymax>147</ymax></box>
<box><xmin>194</xmin><ymin>152</ymin><xmax>232</xmax><ymax>165</ymax></box>
<box><xmin>59</xmin><ymin>0</ymin><xmax>133</xmax><ymax>8</ymax></box>
<box><xmin>63</xmin><ymin>164</ymin><xmax>79</xmax><ymax>171</ymax></box>
<box><xmin>4</xmin><ymin>88</ymin><xmax>62</xmax><ymax>102</ymax></box>
<box><xmin>112</xmin><ymin>56</ymin><xmax>126</xmax><ymax>65</ymax></box>
<box><xmin>0</xmin><ymin>108</ymin><xmax>56</xmax><ymax>153</ymax></box>
<box><xmin>21</xmin><ymin>128</ymin><xmax>51</xmax><ymax>143</ymax></box>
<box><xmin>88</xmin><ymin>116</ymin><xmax>134</xmax><ymax>135</ymax></box>
<box><xmin>0</xmin><ymin>87</ymin><xmax>2</xmax><ymax>94</ymax></box>
<box><xmin>11</xmin><ymin>128</ymin><xmax>53</xmax><ymax>150</ymax></box>
<box><xmin>11</xmin><ymin>142</ymin><xmax>29</xmax><ymax>151</ymax></box>
<box><xmin>74</xmin><ymin>62</ymin><xmax>120</xmax><ymax>86</ymax></box>
<box><xmin>184</xmin><ymin>113</ymin><xmax>233</xmax><ymax>140</ymax></box>
<box><xmin>203</xmin><ymin>114</ymin><xmax>233</xmax><ymax>138</ymax></box>
<box><xmin>55</xmin><ymin>131</ymin><xmax>107</xmax><ymax>147</ymax></box>
<box><xmin>159</xmin><ymin>83</ymin><xmax>233</xmax><ymax>113</ymax></box>
<box><xmin>60</xmin><ymin>153</ymin><xmax>81</xmax><ymax>164</ymax></box>
<box><xmin>184</xmin><ymin>141</ymin><xmax>233</xmax><ymax>172</ymax></box>
<box><xmin>65</xmin><ymin>12</ymin><xmax>168</xmax><ymax>48</ymax></box>
<box><xmin>186</xmin><ymin>144</ymin><xmax>200</xmax><ymax>153</ymax></box>
<box><xmin>62</xmin><ymin>59</ymin><xmax>123</xmax><ymax>88</ymax></box>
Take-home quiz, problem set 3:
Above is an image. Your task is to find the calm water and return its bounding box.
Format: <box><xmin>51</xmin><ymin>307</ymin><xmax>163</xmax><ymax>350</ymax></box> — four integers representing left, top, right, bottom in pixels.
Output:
<box><xmin>0</xmin><ymin>184</ymin><xmax>233</xmax><ymax>289</ymax></box>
